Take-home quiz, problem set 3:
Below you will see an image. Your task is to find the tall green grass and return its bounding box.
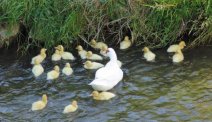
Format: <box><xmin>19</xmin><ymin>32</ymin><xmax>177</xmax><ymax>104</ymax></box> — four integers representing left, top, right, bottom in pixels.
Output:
<box><xmin>0</xmin><ymin>0</ymin><xmax>211</xmax><ymax>52</ymax></box>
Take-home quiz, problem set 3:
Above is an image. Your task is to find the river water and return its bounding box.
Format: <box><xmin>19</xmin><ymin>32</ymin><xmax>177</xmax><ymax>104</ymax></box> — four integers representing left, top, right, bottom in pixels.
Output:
<box><xmin>0</xmin><ymin>46</ymin><xmax>212</xmax><ymax>121</ymax></box>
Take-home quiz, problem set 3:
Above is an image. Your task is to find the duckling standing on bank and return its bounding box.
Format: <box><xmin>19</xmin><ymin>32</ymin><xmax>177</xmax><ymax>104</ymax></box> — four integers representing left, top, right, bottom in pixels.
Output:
<box><xmin>31</xmin><ymin>94</ymin><xmax>48</xmax><ymax>111</ymax></box>
<box><xmin>86</xmin><ymin>51</ymin><xmax>103</xmax><ymax>60</ymax></box>
<box><xmin>120</xmin><ymin>36</ymin><xmax>132</xmax><ymax>50</ymax></box>
<box><xmin>167</xmin><ymin>41</ymin><xmax>186</xmax><ymax>53</ymax></box>
<box><xmin>62</xmin><ymin>63</ymin><xmax>73</xmax><ymax>76</ymax></box>
<box><xmin>172</xmin><ymin>49</ymin><xmax>184</xmax><ymax>63</ymax></box>
<box><xmin>51</xmin><ymin>50</ymin><xmax>61</xmax><ymax>61</ymax></box>
<box><xmin>32</xmin><ymin>59</ymin><xmax>44</xmax><ymax>77</ymax></box>
<box><xmin>63</xmin><ymin>100</ymin><xmax>78</xmax><ymax>113</ymax></box>
<box><xmin>31</xmin><ymin>48</ymin><xmax>47</xmax><ymax>64</ymax></box>
<box><xmin>55</xmin><ymin>45</ymin><xmax>75</xmax><ymax>60</ymax></box>
<box><xmin>142</xmin><ymin>47</ymin><xmax>156</xmax><ymax>62</ymax></box>
<box><xmin>76</xmin><ymin>45</ymin><xmax>87</xmax><ymax>59</ymax></box>
<box><xmin>47</xmin><ymin>65</ymin><xmax>60</xmax><ymax>80</ymax></box>
<box><xmin>91</xmin><ymin>91</ymin><xmax>116</xmax><ymax>100</ymax></box>
<box><xmin>90</xmin><ymin>39</ymin><xmax>108</xmax><ymax>49</ymax></box>
<box><xmin>83</xmin><ymin>60</ymin><xmax>104</xmax><ymax>69</ymax></box>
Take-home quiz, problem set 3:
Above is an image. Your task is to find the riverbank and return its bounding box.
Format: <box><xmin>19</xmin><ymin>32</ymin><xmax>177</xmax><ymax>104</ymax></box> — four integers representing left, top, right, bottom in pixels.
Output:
<box><xmin>0</xmin><ymin>0</ymin><xmax>211</xmax><ymax>53</ymax></box>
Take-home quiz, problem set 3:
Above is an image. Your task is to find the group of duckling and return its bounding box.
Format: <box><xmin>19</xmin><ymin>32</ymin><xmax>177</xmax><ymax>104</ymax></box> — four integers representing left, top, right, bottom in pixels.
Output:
<box><xmin>30</xmin><ymin>36</ymin><xmax>186</xmax><ymax>113</ymax></box>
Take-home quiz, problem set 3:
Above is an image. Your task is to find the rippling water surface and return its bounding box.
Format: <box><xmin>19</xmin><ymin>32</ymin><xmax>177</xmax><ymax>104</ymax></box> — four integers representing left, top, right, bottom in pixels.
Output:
<box><xmin>0</xmin><ymin>46</ymin><xmax>212</xmax><ymax>121</ymax></box>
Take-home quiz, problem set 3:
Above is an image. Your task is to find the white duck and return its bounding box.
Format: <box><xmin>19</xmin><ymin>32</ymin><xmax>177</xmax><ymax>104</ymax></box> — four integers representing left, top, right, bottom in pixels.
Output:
<box><xmin>142</xmin><ymin>47</ymin><xmax>156</xmax><ymax>62</ymax></box>
<box><xmin>83</xmin><ymin>60</ymin><xmax>104</xmax><ymax>69</ymax></box>
<box><xmin>63</xmin><ymin>100</ymin><xmax>78</xmax><ymax>113</ymax></box>
<box><xmin>91</xmin><ymin>91</ymin><xmax>116</xmax><ymax>100</ymax></box>
<box><xmin>51</xmin><ymin>49</ymin><xmax>61</xmax><ymax>61</ymax></box>
<box><xmin>62</xmin><ymin>63</ymin><xmax>73</xmax><ymax>76</ymax></box>
<box><xmin>31</xmin><ymin>48</ymin><xmax>47</xmax><ymax>64</ymax></box>
<box><xmin>167</xmin><ymin>41</ymin><xmax>186</xmax><ymax>53</ymax></box>
<box><xmin>55</xmin><ymin>45</ymin><xmax>75</xmax><ymax>60</ymax></box>
<box><xmin>32</xmin><ymin>59</ymin><xmax>44</xmax><ymax>77</ymax></box>
<box><xmin>173</xmin><ymin>49</ymin><xmax>184</xmax><ymax>63</ymax></box>
<box><xmin>90</xmin><ymin>39</ymin><xmax>108</xmax><ymax>49</ymax></box>
<box><xmin>76</xmin><ymin>45</ymin><xmax>87</xmax><ymax>59</ymax></box>
<box><xmin>86</xmin><ymin>51</ymin><xmax>103</xmax><ymax>60</ymax></box>
<box><xmin>89</xmin><ymin>48</ymin><xmax>123</xmax><ymax>91</ymax></box>
<box><xmin>47</xmin><ymin>65</ymin><xmax>60</xmax><ymax>80</ymax></box>
<box><xmin>120</xmin><ymin>36</ymin><xmax>132</xmax><ymax>50</ymax></box>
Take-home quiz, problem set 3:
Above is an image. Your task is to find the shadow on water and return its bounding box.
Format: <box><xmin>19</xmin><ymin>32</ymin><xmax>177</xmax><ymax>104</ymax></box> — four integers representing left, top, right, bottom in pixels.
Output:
<box><xmin>0</xmin><ymin>46</ymin><xmax>212</xmax><ymax>121</ymax></box>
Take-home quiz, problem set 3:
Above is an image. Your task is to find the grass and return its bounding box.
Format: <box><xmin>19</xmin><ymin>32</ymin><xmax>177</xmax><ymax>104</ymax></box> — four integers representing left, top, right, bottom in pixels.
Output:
<box><xmin>0</xmin><ymin>0</ymin><xmax>211</xmax><ymax>53</ymax></box>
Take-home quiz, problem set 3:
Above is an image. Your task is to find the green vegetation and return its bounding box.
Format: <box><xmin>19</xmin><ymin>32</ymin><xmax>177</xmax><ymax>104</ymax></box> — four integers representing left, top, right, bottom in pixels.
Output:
<box><xmin>0</xmin><ymin>0</ymin><xmax>211</xmax><ymax>52</ymax></box>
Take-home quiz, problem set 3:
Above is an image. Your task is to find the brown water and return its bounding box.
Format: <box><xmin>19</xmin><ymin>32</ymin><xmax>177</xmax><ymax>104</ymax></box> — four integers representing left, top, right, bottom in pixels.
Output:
<box><xmin>0</xmin><ymin>47</ymin><xmax>212</xmax><ymax>122</ymax></box>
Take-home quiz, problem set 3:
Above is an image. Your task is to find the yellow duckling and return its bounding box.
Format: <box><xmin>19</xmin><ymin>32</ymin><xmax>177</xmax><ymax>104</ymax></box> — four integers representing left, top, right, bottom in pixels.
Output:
<box><xmin>100</xmin><ymin>45</ymin><xmax>108</xmax><ymax>57</ymax></box>
<box><xmin>142</xmin><ymin>47</ymin><xmax>156</xmax><ymax>62</ymax></box>
<box><xmin>117</xmin><ymin>60</ymin><xmax>122</xmax><ymax>68</ymax></box>
<box><xmin>31</xmin><ymin>48</ymin><xmax>47</xmax><ymax>64</ymax></box>
<box><xmin>91</xmin><ymin>91</ymin><xmax>116</xmax><ymax>100</ymax></box>
<box><xmin>76</xmin><ymin>45</ymin><xmax>87</xmax><ymax>59</ymax></box>
<box><xmin>31</xmin><ymin>94</ymin><xmax>48</xmax><ymax>111</ymax></box>
<box><xmin>167</xmin><ymin>41</ymin><xmax>186</xmax><ymax>53</ymax></box>
<box><xmin>55</xmin><ymin>45</ymin><xmax>75</xmax><ymax>60</ymax></box>
<box><xmin>47</xmin><ymin>65</ymin><xmax>60</xmax><ymax>80</ymax></box>
<box><xmin>62</xmin><ymin>63</ymin><xmax>73</xmax><ymax>76</ymax></box>
<box><xmin>120</xmin><ymin>36</ymin><xmax>132</xmax><ymax>50</ymax></box>
<box><xmin>90</xmin><ymin>39</ymin><xmax>108</xmax><ymax>49</ymax></box>
<box><xmin>86</xmin><ymin>51</ymin><xmax>103</xmax><ymax>60</ymax></box>
<box><xmin>63</xmin><ymin>100</ymin><xmax>78</xmax><ymax>114</ymax></box>
<box><xmin>172</xmin><ymin>49</ymin><xmax>184</xmax><ymax>63</ymax></box>
<box><xmin>83</xmin><ymin>60</ymin><xmax>104</xmax><ymax>69</ymax></box>
<box><xmin>51</xmin><ymin>49</ymin><xmax>61</xmax><ymax>61</ymax></box>
<box><xmin>32</xmin><ymin>59</ymin><xmax>44</xmax><ymax>77</ymax></box>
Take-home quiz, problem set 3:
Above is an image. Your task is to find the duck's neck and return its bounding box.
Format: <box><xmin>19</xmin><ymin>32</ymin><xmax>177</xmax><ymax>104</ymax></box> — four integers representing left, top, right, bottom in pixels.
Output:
<box><xmin>109</xmin><ymin>53</ymin><xmax>117</xmax><ymax>62</ymax></box>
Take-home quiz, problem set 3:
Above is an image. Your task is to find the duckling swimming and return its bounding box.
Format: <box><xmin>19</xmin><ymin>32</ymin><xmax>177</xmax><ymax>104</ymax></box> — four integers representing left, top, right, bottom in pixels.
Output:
<box><xmin>167</xmin><ymin>41</ymin><xmax>186</xmax><ymax>53</ymax></box>
<box><xmin>86</xmin><ymin>51</ymin><xmax>103</xmax><ymax>60</ymax></box>
<box><xmin>91</xmin><ymin>91</ymin><xmax>116</xmax><ymax>100</ymax></box>
<box><xmin>31</xmin><ymin>94</ymin><xmax>47</xmax><ymax>111</ymax></box>
<box><xmin>90</xmin><ymin>39</ymin><xmax>108</xmax><ymax>49</ymax></box>
<box><xmin>84</xmin><ymin>60</ymin><xmax>104</xmax><ymax>69</ymax></box>
<box><xmin>62</xmin><ymin>63</ymin><xmax>73</xmax><ymax>76</ymax></box>
<box><xmin>120</xmin><ymin>36</ymin><xmax>132</xmax><ymax>50</ymax></box>
<box><xmin>31</xmin><ymin>48</ymin><xmax>47</xmax><ymax>64</ymax></box>
<box><xmin>173</xmin><ymin>49</ymin><xmax>184</xmax><ymax>63</ymax></box>
<box><xmin>100</xmin><ymin>45</ymin><xmax>108</xmax><ymax>57</ymax></box>
<box><xmin>47</xmin><ymin>65</ymin><xmax>60</xmax><ymax>80</ymax></box>
<box><xmin>51</xmin><ymin>49</ymin><xmax>61</xmax><ymax>61</ymax></box>
<box><xmin>55</xmin><ymin>45</ymin><xmax>75</xmax><ymax>60</ymax></box>
<box><xmin>142</xmin><ymin>47</ymin><xmax>156</xmax><ymax>62</ymax></box>
<box><xmin>76</xmin><ymin>45</ymin><xmax>87</xmax><ymax>59</ymax></box>
<box><xmin>32</xmin><ymin>59</ymin><xmax>44</xmax><ymax>77</ymax></box>
<box><xmin>63</xmin><ymin>100</ymin><xmax>78</xmax><ymax>113</ymax></box>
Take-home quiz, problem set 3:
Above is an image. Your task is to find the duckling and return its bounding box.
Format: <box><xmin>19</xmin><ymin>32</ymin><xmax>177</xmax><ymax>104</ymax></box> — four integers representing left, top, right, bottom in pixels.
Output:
<box><xmin>31</xmin><ymin>48</ymin><xmax>47</xmax><ymax>64</ymax></box>
<box><xmin>120</xmin><ymin>36</ymin><xmax>132</xmax><ymax>50</ymax></box>
<box><xmin>90</xmin><ymin>39</ymin><xmax>108</xmax><ymax>49</ymax></box>
<box><xmin>51</xmin><ymin>50</ymin><xmax>62</xmax><ymax>61</ymax></box>
<box><xmin>76</xmin><ymin>45</ymin><xmax>87</xmax><ymax>59</ymax></box>
<box><xmin>31</xmin><ymin>94</ymin><xmax>48</xmax><ymax>111</ymax></box>
<box><xmin>47</xmin><ymin>65</ymin><xmax>60</xmax><ymax>80</ymax></box>
<box><xmin>86</xmin><ymin>51</ymin><xmax>103</xmax><ymax>60</ymax></box>
<box><xmin>32</xmin><ymin>59</ymin><xmax>44</xmax><ymax>77</ymax></box>
<box><xmin>62</xmin><ymin>63</ymin><xmax>73</xmax><ymax>76</ymax></box>
<box><xmin>167</xmin><ymin>41</ymin><xmax>186</xmax><ymax>53</ymax></box>
<box><xmin>173</xmin><ymin>49</ymin><xmax>184</xmax><ymax>63</ymax></box>
<box><xmin>91</xmin><ymin>91</ymin><xmax>116</xmax><ymax>100</ymax></box>
<box><xmin>83</xmin><ymin>60</ymin><xmax>104</xmax><ymax>69</ymax></box>
<box><xmin>100</xmin><ymin>45</ymin><xmax>108</xmax><ymax>57</ymax></box>
<box><xmin>63</xmin><ymin>100</ymin><xmax>78</xmax><ymax>113</ymax></box>
<box><xmin>142</xmin><ymin>47</ymin><xmax>156</xmax><ymax>62</ymax></box>
<box><xmin>55</xmin><ymin>45</ymin><xmax>75</xmax><ymax>60</ymax></box>
<box><xmin>117</xmin><ymin>60</ymin><xmax>122</xmax><ymax>68</ymax></box>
